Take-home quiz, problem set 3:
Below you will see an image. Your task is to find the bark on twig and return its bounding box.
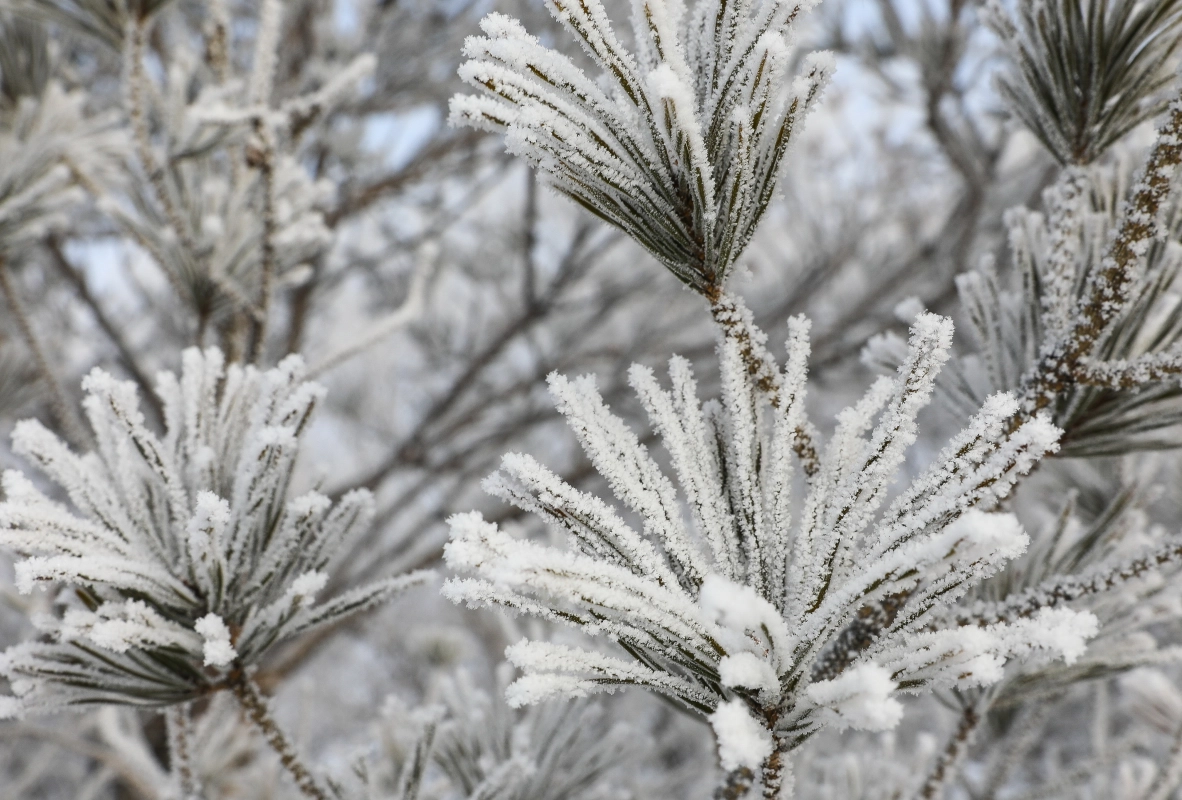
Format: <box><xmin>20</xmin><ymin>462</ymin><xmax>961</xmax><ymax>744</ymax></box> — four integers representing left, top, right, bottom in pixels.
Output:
<box><xmin>230</xmin><ymin>673</ymin><xmax>329</xmax><ymax>800</ymax></box>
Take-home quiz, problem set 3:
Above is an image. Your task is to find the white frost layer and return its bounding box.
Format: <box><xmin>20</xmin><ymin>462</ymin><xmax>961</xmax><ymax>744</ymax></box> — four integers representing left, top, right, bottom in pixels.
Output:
<box><xmin>719</xmin><ymin>652</ymin><xmax>779</xmax><ymax>697</ymax></box>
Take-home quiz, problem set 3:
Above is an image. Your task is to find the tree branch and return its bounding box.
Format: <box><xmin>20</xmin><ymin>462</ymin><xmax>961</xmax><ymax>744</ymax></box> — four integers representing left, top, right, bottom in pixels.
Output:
<box><xmin>0</xmin><ymin>257</ymin><xmax>89</xmax><ymax>447</ymax></box>
<box><xmin>708</xmin><ymin>290</ymin><xmax>820</xmax><ymax>477</ymax></box>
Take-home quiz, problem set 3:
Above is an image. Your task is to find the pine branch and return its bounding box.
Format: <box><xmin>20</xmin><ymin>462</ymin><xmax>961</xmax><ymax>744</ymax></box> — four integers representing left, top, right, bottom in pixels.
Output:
<box><xmin>958</xmin><ymin>535</ymin><xmax>1182</xmax><ymax>627</ymax></box>
<box><xmin>708</xmin><ymin>289</ymin><xmax>820</xmax><ymax>477</ymax></box>
<box><xmin>230</xmin><ymin>673</ymin><xmax>329</xmax><ymax>800</ymax></box>
<box><xmin>761</xmin><ymin>746</ymin><xmax>789</xmax><ymax>800</ymax></box>
<box><xmin>1076</xmin><ymin>351</ymin><xmax>1182</xmax><ymax>389</ymax></box>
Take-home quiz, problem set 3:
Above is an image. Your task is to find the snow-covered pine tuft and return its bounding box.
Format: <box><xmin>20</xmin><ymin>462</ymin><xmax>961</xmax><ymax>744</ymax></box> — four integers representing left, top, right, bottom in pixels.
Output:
<box><xmin>0</xmin><ymin>347</ymin><xmax>430</xmax><ymax>716</ymax></box>
<box><xmin>445</xmin><ymin>310</ymin><xmax>1092</xmax><ymax>791</ymax></box>
<box><xmin>448</xmin><ymin>0</ymin><xmax>833</xmax><ymax>297</ymax></box>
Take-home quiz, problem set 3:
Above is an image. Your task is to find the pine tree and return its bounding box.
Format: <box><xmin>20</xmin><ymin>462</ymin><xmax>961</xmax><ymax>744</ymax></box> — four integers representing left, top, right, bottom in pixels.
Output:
<box><xmin>1</xmin><ymin>0</ymin><xmax>1182</xmax><ymax>794</ymax></box>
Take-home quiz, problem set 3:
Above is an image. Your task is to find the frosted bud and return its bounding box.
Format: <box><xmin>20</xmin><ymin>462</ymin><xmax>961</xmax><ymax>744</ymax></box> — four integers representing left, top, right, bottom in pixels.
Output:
<box><xmin>709</xmin><ymin>699</ymin><xmax>773</xmax><ymax>771</ymax></box>
<box><xmin>195</xmin><ymin>614</ymin><xmax>237</xmax><ymax>667</ymax></box>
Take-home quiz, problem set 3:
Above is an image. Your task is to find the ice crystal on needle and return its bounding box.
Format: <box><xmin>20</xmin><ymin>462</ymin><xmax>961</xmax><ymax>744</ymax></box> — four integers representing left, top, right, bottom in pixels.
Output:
<box><xmin>0</xmin><ymin>348</ymin><xmax>429</xmax><ymax>715</ymax></box>
<box><xmin>446</xmin><ymin>312</ymin><xmax>1097</xmax><ymax>790</ymax></box>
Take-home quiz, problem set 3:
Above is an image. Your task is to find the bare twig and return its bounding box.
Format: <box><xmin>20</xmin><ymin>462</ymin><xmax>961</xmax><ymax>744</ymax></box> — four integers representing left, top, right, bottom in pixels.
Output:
<box><xmin>324</xmin><ymin>131</ymin><xmax>485</xmax><ymax>227</ymax></box>
<box><xmin>0</xmin><ymin>257</ymin><xmax>89</xmax><ymax>447</ymax></box>
<box><xmin>307</xmin><ymin>244</ymin><xmax>435</xmax><ymax>378</ymax></box>
<box><xmin>45</xmin><ymin>236</ymin><xmax>164</xmax><ymax>425</ymax></box>
<box><xmin>329</xmin><ymin>224</ymin><xmax>607</xmax><ymax>496</ymax></box>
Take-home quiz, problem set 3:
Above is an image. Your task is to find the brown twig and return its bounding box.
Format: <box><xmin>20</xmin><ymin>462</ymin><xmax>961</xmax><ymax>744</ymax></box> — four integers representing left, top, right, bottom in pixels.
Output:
<box><xmin>1019</xmin><ymin>91</ymin><xmax>1182</xmax><ymax>417</ymax></box>
<box><xmin>915</xmin><ymin>699</ymin><xmax>984</xmax><ymax>799</ymax></box>
<box><xmin>230</xmin><ymin>673</ymin><xmax>329</xmax><ymax>800</ymax></box>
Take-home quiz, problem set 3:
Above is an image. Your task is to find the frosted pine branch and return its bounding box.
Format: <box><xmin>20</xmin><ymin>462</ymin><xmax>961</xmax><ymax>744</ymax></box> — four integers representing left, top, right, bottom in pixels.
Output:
<box><xmin>445</xmin><ymin>310</ymin><xmax>1089</xmax><ymax>795</ymax></box>
<box><xmin>914</xmin><ymin>699</ymin><xmax>984</xmax><ymax>800</ymax></box>
<box><xmin>230</xmin><ymin>672</ymin><xmax>331</xmax><ymax>800</ymax></box>
<box><xmin>0</xmin><ymin>348</ymin><xmax>431</xmax><ymax>716</ymax></box>
<box><xmin>1021</xmin><ymin>88</ymin><xmax>1182</xmax><ymax>417</ymax></box>
<box><xmin>709</xmin><ymin>291</ymin><xmax>820</xmax><ymax>477</ymax></box>
<box><xmin>352</xmin><ymin>669</ymin><xmax>639</xmax><ymax>800</ymax></box>
<box><xmin>449</xmin><ymin>0</ymin><xmax>833</xmax><ymax>296</ymax></box>
<box><xmin>954</xmin><ymin>535</ymin><xmax>1182</xmax><ymax>628</ymax></box>
<box><xmin>1077</xmin><ymin>352</ymin><xmax>1182</xmax><ymax>389</ymax></box>
<box><xmin>949</xmin><ymin>103</ymin><xmax>1182</xmax><ymax>455</ymax></box>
